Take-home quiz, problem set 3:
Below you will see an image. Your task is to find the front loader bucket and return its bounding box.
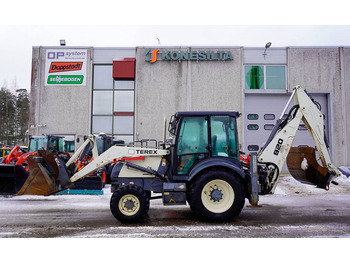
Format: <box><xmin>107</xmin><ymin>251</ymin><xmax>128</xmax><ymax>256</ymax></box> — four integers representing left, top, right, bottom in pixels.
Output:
<box><xmin>0</xmin><ymin>164</ymin><xmax>17</xmax><ymax>194</ymax></box>
<box><xmin>286</xmin><ymin>147</ymin><xmax>330</xmax><ymax>189</ymax></box>
<box><xmin>15</xmin><ymin>151</ymin><xmax>59</xmax><ymax>196</ymax></box>
<box><xmin>0</xmin><ymin>164</ymin><xmax>29</xmax><ymax>195</ymax></box>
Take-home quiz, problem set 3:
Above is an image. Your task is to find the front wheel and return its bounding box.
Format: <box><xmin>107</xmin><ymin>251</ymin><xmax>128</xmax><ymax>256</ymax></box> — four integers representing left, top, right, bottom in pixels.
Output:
<box><xmin>190</xmin><ymin>169</ymin><xmax>245</xmax><ymax>222</ymax></box>
<box><xmin>110</xmin><ymin>184</ymin><xmax>150</xmax><ymax>223</ymax></box>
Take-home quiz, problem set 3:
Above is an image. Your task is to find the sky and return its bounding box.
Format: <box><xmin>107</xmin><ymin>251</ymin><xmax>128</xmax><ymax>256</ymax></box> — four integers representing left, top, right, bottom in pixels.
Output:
<box><xmin>1</xmin><ymin>1</ymin><xmax>350</xmax><ymax>92</ymax></box>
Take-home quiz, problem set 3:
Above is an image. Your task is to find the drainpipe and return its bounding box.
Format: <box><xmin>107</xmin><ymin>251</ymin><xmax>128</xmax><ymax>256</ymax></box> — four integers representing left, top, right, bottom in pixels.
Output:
<box><xmin>36</xmin><ymin>47</ymin><xmax>43</xmax><ymax>136</ymax></box>
<box><xmin>340</xmin><ymin>47</ymin><xmax>348</xmax><ymax>165</ymax></box>
<box><xmin>187</xmin><ymin>48</ymin><xmax>192</xmax><ymax>111</ymax></box>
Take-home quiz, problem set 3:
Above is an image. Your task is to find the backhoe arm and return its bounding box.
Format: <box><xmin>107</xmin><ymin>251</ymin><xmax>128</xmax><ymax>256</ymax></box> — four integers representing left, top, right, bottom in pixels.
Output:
<box><xmin>257</xmin><ymin>86</ymin><xmax>341</xmax><ymax>192</ymax></box>
<box><xmin>294</xmin><ymin>87</ymin><xmax>340</xmax><ymax>177</ymax></box>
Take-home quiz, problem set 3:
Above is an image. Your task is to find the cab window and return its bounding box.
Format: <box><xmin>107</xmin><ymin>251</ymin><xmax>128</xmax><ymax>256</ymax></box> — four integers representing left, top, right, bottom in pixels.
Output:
<box><xmin>210</xmin><ymin>115</ymin><xmax>238</xmax><ymax>159</ymax></box>
<box><xmin>177</xmin><ymin>116</ymin><xmax>208</xmax><ymax>175</ymax></box>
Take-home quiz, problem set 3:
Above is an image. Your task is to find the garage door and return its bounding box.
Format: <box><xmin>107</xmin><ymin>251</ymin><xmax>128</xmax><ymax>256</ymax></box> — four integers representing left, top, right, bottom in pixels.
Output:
<box><xmin>244</xmin><ymin>93</ymin><xmax>330</xmax><ymax>173</ymax></box>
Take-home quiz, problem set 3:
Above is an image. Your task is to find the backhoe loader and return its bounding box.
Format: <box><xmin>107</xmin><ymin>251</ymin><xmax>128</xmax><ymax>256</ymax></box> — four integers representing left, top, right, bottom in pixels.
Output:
<box><xmin>14</xmin><ymin>86</ymin><xmax>345</xmax><ymax>223</ymax></box>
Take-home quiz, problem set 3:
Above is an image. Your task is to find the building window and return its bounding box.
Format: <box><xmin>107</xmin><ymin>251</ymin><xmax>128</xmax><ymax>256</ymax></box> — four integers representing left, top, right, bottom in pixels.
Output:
<box><xmin>264</xmin><ymin>124</ymin><xmax>275</xmax><ymax>131</ymax></box>
<box><xmin>245</xmin><ymin>65</ymin><xmax>286</xmax><ymax>90</ymax></box>
<box><xmin>248</xmin><ymin>145</ymin><xmax>259</xmax><ymax>151</ymax></box>
<box><xmin>92</xmin><ymin>65</ymin><xmax>135</xmax><ymax>144</ymax></box>
<box><xmin>264</xmin><ymin>114</ymin><xmax>275</xmax><ymax>120</ymax></box>
<box><xmin>247</xmin><ymin>124</ymin><xmax>259</xmax><ymax>131</ymax></box>
<box><xmin>247</xmin><ymin>114</ymin><xmax>259</xmax><ymax>120</ymax></box>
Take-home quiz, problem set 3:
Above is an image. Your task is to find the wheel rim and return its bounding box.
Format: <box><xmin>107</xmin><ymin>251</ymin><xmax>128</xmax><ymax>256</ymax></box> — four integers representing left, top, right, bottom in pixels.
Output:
<box><xmin>201</xmin><ymin>179</ymin><xmax>235</xmax><ymax>213</ymax></box>
<box><xmin>118</xmin><ymin>194</ymin><xmax>140</xmax><ymax>216</ymax></box>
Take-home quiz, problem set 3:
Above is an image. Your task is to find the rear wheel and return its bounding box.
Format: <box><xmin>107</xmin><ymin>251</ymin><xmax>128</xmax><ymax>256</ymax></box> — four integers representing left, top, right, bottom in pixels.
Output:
<box><xmin>190</xmin><ymin>169</ymin><xmax>245</xmax><ymax>222</ymax></box>
<box><xmin>110</xmin><ymin>184</ymin><xmax>150</xmax><ymax>223</ymax></box>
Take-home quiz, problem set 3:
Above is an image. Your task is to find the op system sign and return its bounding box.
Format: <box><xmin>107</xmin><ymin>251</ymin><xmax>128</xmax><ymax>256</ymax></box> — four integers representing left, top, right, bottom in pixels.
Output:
<box><xmin>45</xmin><ymin>49</ymin><xmax>87</xmax><ymax>86</ymax></box>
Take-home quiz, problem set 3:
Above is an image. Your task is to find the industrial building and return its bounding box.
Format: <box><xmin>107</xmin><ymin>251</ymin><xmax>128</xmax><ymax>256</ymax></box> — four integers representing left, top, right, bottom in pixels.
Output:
<box><xmin>29</xmin><ymin>45</ymin><xmax>350</xmax><ymax>169</ymax></box>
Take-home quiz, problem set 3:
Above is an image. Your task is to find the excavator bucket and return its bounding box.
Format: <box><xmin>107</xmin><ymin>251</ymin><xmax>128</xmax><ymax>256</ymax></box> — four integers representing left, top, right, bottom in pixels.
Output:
<box><xmin>15</xmin><ymin>150</ymin><xmax>59</xmax><ymax>196</ymax></box>
<box><xmin>286</xmin><ymin>147</ymin><xmax>330</xmax><ymax>189</ymax></box>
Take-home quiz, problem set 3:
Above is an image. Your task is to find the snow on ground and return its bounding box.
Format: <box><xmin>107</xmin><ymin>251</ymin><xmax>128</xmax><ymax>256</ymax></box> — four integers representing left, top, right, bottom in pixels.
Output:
<box><xmin>274</xmin><ymin>173</ymin><xmax>350</xmax><ymax>196</ymax></box>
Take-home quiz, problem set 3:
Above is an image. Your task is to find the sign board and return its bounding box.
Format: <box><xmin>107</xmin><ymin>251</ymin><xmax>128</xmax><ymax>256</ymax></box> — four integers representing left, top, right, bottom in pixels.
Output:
<box><xmin>145</xmin><ymin>49</ymin><xmax>233</xmax><ymax>63</ymax></box>
<box><xmin>45</xmin><ymin>49</ymin><xmax>88</xmax><ymax>86</ymax></box>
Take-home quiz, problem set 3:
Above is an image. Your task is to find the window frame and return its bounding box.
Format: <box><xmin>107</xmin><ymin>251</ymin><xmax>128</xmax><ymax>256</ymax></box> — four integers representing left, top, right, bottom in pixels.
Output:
<box><xmin>91</xmin><ymin>64</ymin><xmax>135</xmax><ymax>139</ymax></box>
<box><xmin>244</xmin><ymin>65</ymin><xmax>287</xmax><ymax>91</ymax></box>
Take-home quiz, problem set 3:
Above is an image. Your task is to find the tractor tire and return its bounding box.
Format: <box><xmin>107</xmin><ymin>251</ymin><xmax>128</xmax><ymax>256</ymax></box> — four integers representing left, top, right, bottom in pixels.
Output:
<box><xmin>110</xmin><ymin>184</ymin><xmax>150</xmax><ymax>223</ymax></box>
<box><xmin>189</xmin><ymin>169</ymin><xmax>245</xmax><ymax>222</ymax></box>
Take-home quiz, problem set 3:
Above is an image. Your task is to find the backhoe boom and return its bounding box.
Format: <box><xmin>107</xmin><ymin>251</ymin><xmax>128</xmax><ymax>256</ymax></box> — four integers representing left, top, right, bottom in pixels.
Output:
<box><xmin>257</xmin><ymin>86</ymin><xmax>341</xmax><ymax>193</ymax></box>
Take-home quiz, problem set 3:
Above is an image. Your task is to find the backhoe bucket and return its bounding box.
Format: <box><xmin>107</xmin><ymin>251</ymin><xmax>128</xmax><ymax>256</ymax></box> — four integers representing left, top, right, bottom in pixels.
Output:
<box><xmin>287</xmin><ymin>147</ymin><xmax>330</xmax><ymax>189</ymax></box>
<box><xmin>15</xmin><ymin>151</ymin><xmax>59</xmax><ymax>196</ymax></box>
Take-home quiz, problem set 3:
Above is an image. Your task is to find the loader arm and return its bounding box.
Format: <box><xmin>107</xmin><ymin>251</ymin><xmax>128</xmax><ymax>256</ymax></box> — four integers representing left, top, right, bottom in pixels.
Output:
<box><xmin>69</xmin><ymin>146</ymin><xmax>170</xmax><ymax>183</ymax></box>
<box><xmin>257</xmin><ymin>86</ymin><xmax>341</xmax><ymax>192</ymax></box>
<box><xmin>65</xmin><ymin>135</ymin><xmax>98</xmax><ymax>168</ymax></box>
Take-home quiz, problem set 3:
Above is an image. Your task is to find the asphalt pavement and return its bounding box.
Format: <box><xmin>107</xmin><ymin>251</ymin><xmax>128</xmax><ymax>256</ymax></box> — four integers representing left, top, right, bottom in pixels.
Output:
<box><xmin>0</xmin><ymin>175</ymin><xmax>349</xmax><ymax>238</ymax></box>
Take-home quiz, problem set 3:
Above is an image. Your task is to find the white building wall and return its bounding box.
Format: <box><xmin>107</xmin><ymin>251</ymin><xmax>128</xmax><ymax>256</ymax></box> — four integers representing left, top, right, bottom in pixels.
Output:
<box><xmin>29</xmin><ymin>46</ymin><xmax>93</xmax><ymax>139</ymax></box>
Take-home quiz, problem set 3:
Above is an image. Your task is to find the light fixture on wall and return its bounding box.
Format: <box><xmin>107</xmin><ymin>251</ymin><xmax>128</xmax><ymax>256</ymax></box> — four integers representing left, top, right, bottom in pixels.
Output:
<box><xmin>263</xmin><ymin>42</ymin><xmax>272</xmax><ymax>59</ymax></box>
<box><xmin>60</xmin><ymin>39</ymin><xmax>66</xmax><ymax>46</ymax></box>
<box><xmin>155</xmin><ymin>35</ymin><xmax>161</xmax><ymax>45</ymax></box>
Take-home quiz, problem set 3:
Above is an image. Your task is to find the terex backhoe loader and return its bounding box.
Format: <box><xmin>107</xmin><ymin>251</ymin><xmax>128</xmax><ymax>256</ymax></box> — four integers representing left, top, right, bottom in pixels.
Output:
<box><xmin>15</xmin><ymin>86</ymin><xmax>344</xmax><ymax>223</ymax></box>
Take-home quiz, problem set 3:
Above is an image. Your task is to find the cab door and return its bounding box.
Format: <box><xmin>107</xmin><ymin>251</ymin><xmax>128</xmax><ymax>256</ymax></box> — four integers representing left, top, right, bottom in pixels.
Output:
<box><xmin>176</xmin><ymin>116</ymin><xmax>209</xmax><ymax>175</ymax></box>
<box><xmin>210</xmin><ymin>115</ymin><xmax>239</xmax><ymax>159</ymax></box>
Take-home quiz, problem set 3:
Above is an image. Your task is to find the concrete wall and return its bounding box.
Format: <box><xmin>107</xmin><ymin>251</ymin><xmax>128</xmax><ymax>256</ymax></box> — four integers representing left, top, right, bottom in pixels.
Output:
<box><xmin>191</xmin><ymin>48</ymin><xmax>243</xmax><ymax>141</ymax></box>
<box><xmin>29</xmin><ymin>47</ymin><xmax>93</xmax><ymax>138</ymax></box>
<box><xmin>134</xmin><ymin>47</ymin><xmax>243</xmax><ymax>142</ymax></box>
<box><xmin>288</xmin><ymin>47</ymin><xmax>346</xmax><ymax>166</ymax></box>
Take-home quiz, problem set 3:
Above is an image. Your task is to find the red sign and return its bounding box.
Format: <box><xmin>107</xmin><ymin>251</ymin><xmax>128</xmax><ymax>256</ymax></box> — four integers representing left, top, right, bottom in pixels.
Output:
<box><xmin>49</xmin><ymin>62</ymin><xmax>83</xmax><ymax>73</ymax></box>
<box><xmin>113</xmin><ymin>58</ymin><xmax>135</xmax><ymax>79</ymax></box>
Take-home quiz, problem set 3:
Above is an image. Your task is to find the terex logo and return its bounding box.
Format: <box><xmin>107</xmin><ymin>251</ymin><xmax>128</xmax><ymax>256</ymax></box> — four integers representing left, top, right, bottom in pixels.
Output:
<box><xmin>49</xmin><ymin>62</ymin><xmax>83</xmax><ymax>73</ymax></box>
<box><xmin>136</xmin><ymin>149</ymin><xmax>158</xmax><ymax>155</ymax></box>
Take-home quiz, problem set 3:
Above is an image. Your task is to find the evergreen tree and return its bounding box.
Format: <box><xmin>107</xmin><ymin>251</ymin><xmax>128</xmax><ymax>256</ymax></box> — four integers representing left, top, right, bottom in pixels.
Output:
<box><xmin>0</xmin><ymin>87</ymin><xmax>16</xmax><ymax>145</ymax></box>
<box><xmin>15</xmin><ymin>89</ymin><xmax>30</xmax><ymax>142</ymax></box>
<box><xmin>0</xmin><ymin>86</ymin><xmax>30</xmax><ymax>146</ymax></box>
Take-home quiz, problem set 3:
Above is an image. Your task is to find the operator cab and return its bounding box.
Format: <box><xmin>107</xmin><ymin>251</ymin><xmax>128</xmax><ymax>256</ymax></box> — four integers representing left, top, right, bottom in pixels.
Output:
<box><xmin>168</xmin><ymin>111</ymin><xmax>241</xmax><ymax>179</ymax></box>
<box><xmin>28</xmin><ymin>135</ymin><xmax>64</xmax><ymax>153</ymax></box>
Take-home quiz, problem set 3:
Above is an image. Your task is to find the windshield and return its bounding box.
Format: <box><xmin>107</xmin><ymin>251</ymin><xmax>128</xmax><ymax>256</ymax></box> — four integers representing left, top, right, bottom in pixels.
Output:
<box><xmin>64</xmin><ymin>141</ymin><xmax>75</xmax><ymax>153</ymax></box>
<box><xmin>29</xmin><ymin>137</ymin><xmax>47</xmax><ymax>152</ymax></box>
<box><xmin>95</xmin><ymin>136</ymin><xmax>113</xmax><ymax>154</ymax></box>
<box><xmin>48</xmin><ymin>137</ymin><xmax>64</xmax><ymax>152</ymax></box>
<box><xmin>29</xmin><ymin>136</ymin><xmax>64</xmax><ymax>152</ymax></box>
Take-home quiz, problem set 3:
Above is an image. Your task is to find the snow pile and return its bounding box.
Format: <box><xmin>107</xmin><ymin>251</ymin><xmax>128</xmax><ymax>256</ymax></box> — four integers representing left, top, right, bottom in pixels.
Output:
<box><xmin>274</xmin><ymin>173</ymin><xmax>350</xmax><ymax>196</ymax></box>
